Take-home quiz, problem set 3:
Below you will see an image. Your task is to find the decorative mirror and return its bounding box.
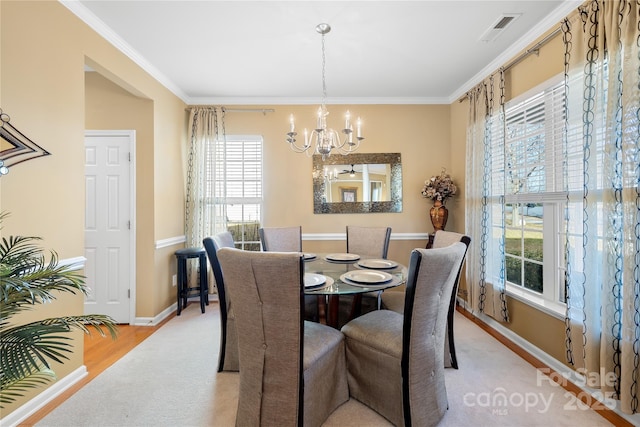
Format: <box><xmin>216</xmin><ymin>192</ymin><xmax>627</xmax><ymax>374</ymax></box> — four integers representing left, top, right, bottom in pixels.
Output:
<box><xmin>313</xmin><ymin>153</ymin><xmax>402</xmax><ymax>214</ymax></box>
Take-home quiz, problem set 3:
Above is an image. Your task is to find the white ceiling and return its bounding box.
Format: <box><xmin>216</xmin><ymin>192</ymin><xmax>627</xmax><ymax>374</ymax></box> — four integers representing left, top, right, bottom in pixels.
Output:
<box><xmin>63</xmin><ymin>1</ymin><xmax>581</xmax><ymax>105</ymax></box>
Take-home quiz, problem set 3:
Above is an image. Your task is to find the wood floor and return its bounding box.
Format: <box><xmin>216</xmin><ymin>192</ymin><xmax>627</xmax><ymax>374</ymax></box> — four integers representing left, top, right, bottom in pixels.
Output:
<box><xmin>18</xmin><ymin>312</ymin><xmax>176</xmax><ymax>426</ymax></box>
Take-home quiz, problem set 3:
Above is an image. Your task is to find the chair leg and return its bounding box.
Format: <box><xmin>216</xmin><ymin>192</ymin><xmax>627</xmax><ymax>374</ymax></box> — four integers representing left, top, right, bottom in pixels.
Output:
<box><xmin>199</xmin><ymin>254</ymin><xmax>207</xmax><ymax>313</ymax></box>
<box><xmin>176</xmin><ymin>258</ymin><xmax>185</xmax><ymax>316</ymax></box>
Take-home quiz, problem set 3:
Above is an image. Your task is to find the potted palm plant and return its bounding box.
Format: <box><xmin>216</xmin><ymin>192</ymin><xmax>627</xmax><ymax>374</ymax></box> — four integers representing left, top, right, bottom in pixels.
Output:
<box><xmin>0</xmin><ymin>213</ymin><xmax>118</xmax><ymax>408</ymax></box>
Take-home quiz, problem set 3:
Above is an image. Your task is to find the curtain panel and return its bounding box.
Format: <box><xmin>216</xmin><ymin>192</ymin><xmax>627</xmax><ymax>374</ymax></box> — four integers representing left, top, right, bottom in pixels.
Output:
<box><xmin>562</xmin><ymin>0</ymin><xmax>640</xmax><ymax>414</ymax></box>
<box><xmin>465</xmin><ymin>74</ymin><xmax>510</xmax><ymax>323</ymax></box>
<box><xmin>185</xmin><ymin>107</ymin><xmax>227</xmax><ymax>289</ymax></box>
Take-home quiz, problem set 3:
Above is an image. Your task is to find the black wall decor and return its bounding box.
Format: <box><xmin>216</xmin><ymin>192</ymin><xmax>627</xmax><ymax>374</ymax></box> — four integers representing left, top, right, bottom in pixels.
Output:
<box><xmin>0</xmin><ymin>108</ymin><xmax>51</xmax><ymax>175</ymax></box>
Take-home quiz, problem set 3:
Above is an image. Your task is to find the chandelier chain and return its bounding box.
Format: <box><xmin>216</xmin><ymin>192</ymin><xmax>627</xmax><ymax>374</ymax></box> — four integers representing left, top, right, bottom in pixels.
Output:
<box><xmin>321</xmin><ymin>32</ymin><xmax>327</xmax><ymax>106</ymax></box>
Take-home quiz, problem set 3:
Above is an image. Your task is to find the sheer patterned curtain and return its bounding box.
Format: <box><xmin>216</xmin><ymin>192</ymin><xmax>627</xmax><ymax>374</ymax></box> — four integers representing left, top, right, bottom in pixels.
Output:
<box><xmin>562</xmin><ymin>0</ymin><xmax>640</xmax><ymax>414</ymax></box>
<box><xmin>465</xmin><ymin>73</ymin><xmax>510</xmax><ymax>322</ymax></box>
<box><xmin>185</xmin><ymin>107</ymin><xmax>227</xmax><ymax>249</ymax></box>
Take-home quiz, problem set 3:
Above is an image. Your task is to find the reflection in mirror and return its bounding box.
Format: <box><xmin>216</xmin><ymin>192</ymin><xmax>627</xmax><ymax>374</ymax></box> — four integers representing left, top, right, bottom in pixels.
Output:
<box><xmin>313</xmin><ymin>153</ymin><xmax>402</xmax><ymax>214</ymax></box>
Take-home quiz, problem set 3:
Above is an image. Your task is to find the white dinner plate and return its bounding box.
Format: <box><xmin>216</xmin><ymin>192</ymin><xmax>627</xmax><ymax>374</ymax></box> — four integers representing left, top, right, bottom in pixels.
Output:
<box><xmin>340</xmin><ymin>270</ymin><xmax>393</xmax><ymax>284</ymax></box>
<box><xmin>305</xmin><ymin>276</ymin><xmax>334</xmax><ymax>291</ymax></box>
<box><xmin>303</xmin><ymin>253</ymin><xmax>317</xmax><ymax>260</ymax></box>
<box><xmin>325</xmin><ymin>253</ymin><xmax>360</xmax><ymax>262</ymax></box>
<box><xmin>357</xmin><ymin>259</ymin><xmax>399</xmax><ymax>270</ymax></box>
<box><xmin>304</xmin><ymin>273</ymin><xmax>327</xmax><ymax>288</ymax></box>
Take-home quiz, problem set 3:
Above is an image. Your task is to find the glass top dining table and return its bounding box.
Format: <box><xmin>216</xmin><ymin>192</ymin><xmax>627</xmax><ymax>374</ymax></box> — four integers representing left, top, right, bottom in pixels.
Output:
<box><xmin>302</xmin><ymin>252</ymin><xmax>407</xmax><ymax>328</ymax></box>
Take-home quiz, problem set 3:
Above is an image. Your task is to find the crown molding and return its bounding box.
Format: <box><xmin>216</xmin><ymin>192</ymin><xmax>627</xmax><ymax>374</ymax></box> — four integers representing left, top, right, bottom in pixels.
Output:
<box><xmin>448</xmin><ymin>0</ymin><xmax>583</xmax><ymax>103</ymax></box>
<box><xmin>59</xmin><ymin>0</ymin><xmax>190</xmax><ymax>102</ymax></box>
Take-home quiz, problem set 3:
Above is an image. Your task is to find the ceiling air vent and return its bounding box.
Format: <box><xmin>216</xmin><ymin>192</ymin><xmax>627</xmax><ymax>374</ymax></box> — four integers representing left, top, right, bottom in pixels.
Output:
<box><xmin>479</xmin><ymin>13</ymin><xmax>521</xmax><ymax>42</ymax></box>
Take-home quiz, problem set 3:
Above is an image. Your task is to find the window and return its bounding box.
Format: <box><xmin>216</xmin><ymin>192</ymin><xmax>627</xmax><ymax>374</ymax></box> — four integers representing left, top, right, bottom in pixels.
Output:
<box><xmin>489</xmin><ymin>75</ymin><xmax>567</xmax><ymax>314</ymax></box>
<box><xmin>206</xmin><ymin>135</ymin><xmax>263</xmax><ymax>250</ymax></box>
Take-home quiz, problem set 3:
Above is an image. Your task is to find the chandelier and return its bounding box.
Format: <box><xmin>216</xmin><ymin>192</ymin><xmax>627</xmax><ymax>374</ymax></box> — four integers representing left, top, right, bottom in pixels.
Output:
<box><xmin>286</xmin><ymin>23</ymin><xmax>364</xmax><ymax>159</ymax></box>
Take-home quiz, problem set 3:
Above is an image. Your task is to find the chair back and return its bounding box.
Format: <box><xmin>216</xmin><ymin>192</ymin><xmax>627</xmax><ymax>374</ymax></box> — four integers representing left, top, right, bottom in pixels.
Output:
<box><xmin>217</xmin><ymin>248</ymin><xmax>305</xmax><ymax>426</ymax></box>
<box><xmin>212</xmin><ymin>230</ymin><xmax>235</xmax><ymax>250</ymax></box>
<box><xmin>432</xmin><ymin>230</ymin><xmax>468</xmax><ymax>249</ymax></box>
<box><xmin>431</xmin><ymin>231</ymin><xmax>471</xmax><ymax>364</ymax></box>
<box><xmin>203</xmin><ymin>231</ymin><xmax>238</xmax><ymax>372</ymax></box>
<box><xmin>431</xmin><ymin>231</ymin><xmax>471</xmax><ymax>304</ymax></box>
<box><xmin>259</xmin><ymin>226</ymin><xmax>302</xmax><ymax>252</ymax></box>
<box><xmin>346</xmin><ymin>226</ymin><xmax>391</xmax><ymax>258</ymax></box>
<box><xmin>401</xmin><ymin>243</ymin><xmax>467</xmax><ymax>424</ymax></box>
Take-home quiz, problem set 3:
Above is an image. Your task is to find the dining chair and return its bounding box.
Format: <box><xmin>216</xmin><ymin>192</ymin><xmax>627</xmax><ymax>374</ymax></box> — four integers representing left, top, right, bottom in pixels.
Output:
<box><xmin>217</xmin><ymin>247</ymin><xmax>349</xmax><ymax>427</ymax></box>
<box><xmin>258</xmin><ymin>225</ymin><xmax>320</xmax><ymax>322</ymax></box>
<box><xmin>341</xmin><ymin>243</ymin><xmax>467</xmax><ymax>427</ymax></box>
<box><xmin>346</xmin><ymin>225</ymin><xmax>392</xmax><ymax>315</ymax></box>
<box><xmin>203</xmin><ymin>232</ymin><xmax>239</xmax><ymax>372</ymax></box>
<box><xmin>346</xmin><ymin>225</ymin><xmax>391</xmax><ymax>258</ymax></box>
<box><xmin>258</xmin><ymin>226</ymin><xmax>302</xmax><ymax>252</ymax></box>
<box><xmin>380</xmin><ymin>230</ymin><xmax>471</xmax><ymax>369</ymax></box>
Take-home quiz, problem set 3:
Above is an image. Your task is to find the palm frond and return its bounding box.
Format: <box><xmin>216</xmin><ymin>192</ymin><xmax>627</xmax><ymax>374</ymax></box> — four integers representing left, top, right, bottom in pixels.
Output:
<box><xmin>0</xmin><ymin>368</ymin><xmax>56</xmax><ymax>406</ymax></box>
<box><xmin>0</xmin><ymin>315</ymin><xmax>118</xmax><ymax>383</ymax></box>
<box><xmin>0</xmin><ymin>213</ymin><xmax>119</xmax><ymax>408</ymax></box>
<box><xmin>42</xmin><ymin>315</ymin><xmax>119</xmax><ymax>340</ymax></box>
<box><xmin>0</xmin><ymin>322</ymin><xmax>74</xmax><ymax>381</ymax></box>
<box><xmin>0</xmin><ymin>234</ymin><xmax>88</xmax><ymax>320</ymax></box>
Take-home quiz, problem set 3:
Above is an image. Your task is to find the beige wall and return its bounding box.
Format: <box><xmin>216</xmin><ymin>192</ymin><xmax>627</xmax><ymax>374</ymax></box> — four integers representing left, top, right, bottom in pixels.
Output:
<box><xmin>84</xmin><ymin>72</ymin><xmax>158</xmax><ymax>317</ymax></box>
<box><xmin>1</xmin><ymin>1</ymin><xmax>185</xmax><ymax>416</ymax></box>
<box><xmin>220</xmin><ymin>103</ymin><xmax>455</xmax><ymax>262</ymax></box>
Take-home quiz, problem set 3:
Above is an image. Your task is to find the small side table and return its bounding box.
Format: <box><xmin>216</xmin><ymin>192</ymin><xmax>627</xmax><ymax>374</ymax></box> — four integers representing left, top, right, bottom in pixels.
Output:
<box><xmin>426</xmin><ymin>233</ymin><xmax>435</xmax><ymax>249</ymax></box>
<box><xmin>175</xmin><ymin>247</ymin><xmax>209</xmax><ymax>315</ymax></box>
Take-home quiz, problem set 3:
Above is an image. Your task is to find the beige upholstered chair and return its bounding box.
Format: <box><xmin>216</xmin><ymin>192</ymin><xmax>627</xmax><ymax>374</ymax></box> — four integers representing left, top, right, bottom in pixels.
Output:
<box><xmin>258</xmin><ymin>225</ymin><xmax>319</xmax><ymax>321</ymax></box>
<box><xmin>217</xmin><ymin>248</ymin><xmax>349</xmax><ymax>427</ymax></box>
<box><xmin>203</xmin><ymin>232</ymin><xmax>239</xmax><ymax>372</ymax></box>
<box><xmin>341</xmin><ymin>244</ymin><xmax>467</xmax><ymax>427</ymax></box>
<box><xmin>259</xmin><ymin>226</ymin><xmax>302</xmax><ymax>252</ymax></box>
<box><xmin>346</xmin><ymin>225</ymin><xmax>392</xmax><ymax>314</ymax></box>
<box><xmin>346</xmin><ymin>225</ymin><xmax>391</xmax><ymax>258</ymax></box>
<box><xmin>381</xmin><ymin>230</ymin><xmax>470</xmax><ymax>369</ymax></box>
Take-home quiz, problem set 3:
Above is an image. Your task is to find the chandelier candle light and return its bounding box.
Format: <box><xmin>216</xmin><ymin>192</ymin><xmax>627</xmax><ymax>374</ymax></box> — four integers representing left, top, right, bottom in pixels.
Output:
<box><xmin>286</xmin><ymin>23</ymin><xmax>364</xmax><ymax>160</ymax></box>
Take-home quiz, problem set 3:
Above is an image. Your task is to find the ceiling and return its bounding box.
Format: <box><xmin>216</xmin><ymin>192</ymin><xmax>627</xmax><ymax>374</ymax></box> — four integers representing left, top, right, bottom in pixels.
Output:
<box><xmin>63</xmin><ymin>1</ymin><xmax>581</xmax><ymax>105</ymax></box>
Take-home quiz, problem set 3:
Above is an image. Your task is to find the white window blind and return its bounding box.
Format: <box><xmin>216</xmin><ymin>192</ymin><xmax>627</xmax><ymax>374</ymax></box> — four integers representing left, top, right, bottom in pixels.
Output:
<box><xmin>502</xmin><ymin>77</ymin><xmax>566</xmax><ymax>199</ymax></box>
<box><xmin>207</xmin><ymin>135</ymin><xmax>263</xmax><ymax>250</ymax></box>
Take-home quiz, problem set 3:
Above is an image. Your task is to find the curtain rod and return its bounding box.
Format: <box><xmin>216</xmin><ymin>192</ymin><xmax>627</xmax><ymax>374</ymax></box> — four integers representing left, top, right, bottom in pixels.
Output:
<box><xmin>458</xmin><ymin>26</ymin><xmax>562</xmax><ymax>103</ymax></box>
<box><xmin>185</xmin><ymin>107</ymin><xmax>275</xmax><ymax>114</ymax></box>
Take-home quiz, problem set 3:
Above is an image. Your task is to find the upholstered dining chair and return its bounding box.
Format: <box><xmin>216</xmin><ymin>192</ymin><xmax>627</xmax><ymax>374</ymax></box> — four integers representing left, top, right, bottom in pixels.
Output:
<box><xmin>346</xmin><ymin>225</ymin><xmax>392</xmax><ymax>314</ymax></box>
<box><xmin>258</xmin><ymin>225</ymin><xmax>319</xmax><ymax>321</ymax></box>
<box><xmin>217</xmin><ymin>247</ymin><xmax>349</xmax><ymax>427</ymax></box>
<box><xmin>203</xmin><ymin>232</ymin><xmax>239</xmax><ymax>372</ymax></box>
<box><xmin>380</xmin><ymin>230</ymin><xmax>471</xmax><ymax>369</ymax></box>
<box><xmin>346</xmin><ymin>225</ymin><xmax>391</xmax><ymax>259</ymax></box>
<box><xmin>259</xmin><ymin>226</ymin><xmax>302</xmax><ymax>252</ymax></box>
<box><xmin>341</xmin><ymin>244</ymin><xmax>467</xmax><ymax>427</ymax></box>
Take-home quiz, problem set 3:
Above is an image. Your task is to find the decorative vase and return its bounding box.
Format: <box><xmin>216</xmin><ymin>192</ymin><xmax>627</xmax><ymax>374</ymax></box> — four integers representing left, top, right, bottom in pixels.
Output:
<box><xmin>430</xmin><ymin>200</ymin><xmax>448</xmax><ymax>231</ymax></box>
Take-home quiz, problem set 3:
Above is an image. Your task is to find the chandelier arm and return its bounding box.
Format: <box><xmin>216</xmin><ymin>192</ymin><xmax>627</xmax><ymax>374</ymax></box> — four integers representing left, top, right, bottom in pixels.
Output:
<box><xmin>286</xmin><ymin>132</ymin><xmax>311</xmax><ymax>153</ymax></box>
<box><xmin>285</xmin><ymin>23</ymin><xmax>364</xmax><ymax>158</ymax></box>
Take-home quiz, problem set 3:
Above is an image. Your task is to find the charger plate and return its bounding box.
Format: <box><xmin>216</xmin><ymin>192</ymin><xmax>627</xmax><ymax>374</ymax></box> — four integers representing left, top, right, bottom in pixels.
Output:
<box><xmin>340</xmin><ymin>270</ymin><xmax>393</xmax><ymax>284</ymax></box>
<box><xmin>357</xmin><ymin>259</ymin><xmax>398</xmax><ymax>270</ymax></box>
<box><xmin>325</xmin><ymin>253</ymin><xmax>360</xmax><ymax>262</ymax></box>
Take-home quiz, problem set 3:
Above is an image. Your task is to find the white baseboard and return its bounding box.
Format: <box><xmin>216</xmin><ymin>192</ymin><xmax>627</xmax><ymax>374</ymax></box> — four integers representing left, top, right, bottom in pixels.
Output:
<box><xmin>132</xmin><ymin>294</ymin><xmax>218</xmax><ymax>326</ymax></box>
<box><xmin>132</xmin><ymin>304</ymin><xmax>176</xmax><ymax>326</ymax></box>
<box><xmin>0</xmin><ymin>366</ymin><xmax>87</xmax><ymax>427</ymax></box>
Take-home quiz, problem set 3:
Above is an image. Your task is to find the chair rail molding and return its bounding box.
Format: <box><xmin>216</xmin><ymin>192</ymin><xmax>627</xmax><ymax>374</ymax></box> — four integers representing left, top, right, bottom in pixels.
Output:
<box><xmin>302</xmin><ymin>232</ymin><xmax>428</xmax><ymax>241</ymax></box>
<box><xmin>155</xmin><ymin>235</ymin><xmax>186</xmax><ymax>249</ymax></box>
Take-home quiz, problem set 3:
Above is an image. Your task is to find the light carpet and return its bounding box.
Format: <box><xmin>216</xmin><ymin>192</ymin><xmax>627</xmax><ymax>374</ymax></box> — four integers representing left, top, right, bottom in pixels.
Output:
<box><xmin>37</xmin><ymin>303</ymin><xmax>612</xmax><ymax>427</ymax></box>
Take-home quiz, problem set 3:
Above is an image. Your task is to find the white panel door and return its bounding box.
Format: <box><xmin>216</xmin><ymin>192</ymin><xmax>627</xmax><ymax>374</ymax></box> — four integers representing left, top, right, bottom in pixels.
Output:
<box><xmin>84</xmin><ymin>131</ymin><xmax>134</xmax><ymax>324</ymax></box>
